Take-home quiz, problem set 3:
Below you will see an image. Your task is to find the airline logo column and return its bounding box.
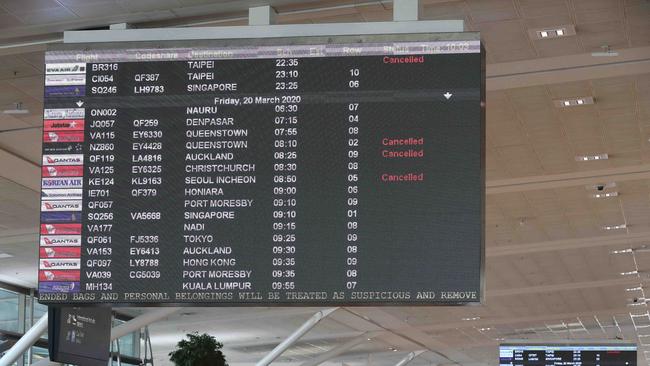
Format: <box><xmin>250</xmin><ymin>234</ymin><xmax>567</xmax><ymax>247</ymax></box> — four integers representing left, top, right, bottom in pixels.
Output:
<box><xmin>39</xmin><ymin>62</ymin><xmax>86</xmax><ymax>294</ymax></box>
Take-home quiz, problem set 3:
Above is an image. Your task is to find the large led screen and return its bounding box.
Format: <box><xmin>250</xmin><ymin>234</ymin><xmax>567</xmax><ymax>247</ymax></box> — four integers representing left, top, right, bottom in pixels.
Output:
<box><xmin>500</xmin><ymin>343</ymin><xmax>637</xmax><ymax>366</ymax></box>
<box><xmin>38</xmin><ymin>33</ymin><xmax>484</xmax><ymax>305</ymax></box>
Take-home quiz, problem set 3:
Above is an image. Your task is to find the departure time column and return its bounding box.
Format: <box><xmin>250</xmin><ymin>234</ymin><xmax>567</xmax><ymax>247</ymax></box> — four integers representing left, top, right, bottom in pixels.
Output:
<box><xmin>271</xmin><ymin>57</ymin><xmax>300</xmax><ymax>294</ymax></box>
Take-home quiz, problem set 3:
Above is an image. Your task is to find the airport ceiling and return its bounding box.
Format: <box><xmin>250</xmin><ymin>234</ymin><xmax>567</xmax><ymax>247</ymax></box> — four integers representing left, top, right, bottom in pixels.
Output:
<box><xmin>1</xmin><ymin>0</ymin><xmax>650</xmax><ymax>365</ymax></box>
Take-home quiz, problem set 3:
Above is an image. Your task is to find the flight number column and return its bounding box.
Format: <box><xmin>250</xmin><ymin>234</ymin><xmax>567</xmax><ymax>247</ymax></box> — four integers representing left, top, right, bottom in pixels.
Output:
<box><xmin>345</xmin><ymin>66</ymin><xmax>360</xmax><ymax>292</ymax></box>
<box><xmin>271</xmin><ymin>58</ymin><xmax>300</xmax><ymax>293</ymax></box>
<box><xmin>83</xmin><ymin>62</ymin><xmax>120</xmax><ymax>297</ymax></box>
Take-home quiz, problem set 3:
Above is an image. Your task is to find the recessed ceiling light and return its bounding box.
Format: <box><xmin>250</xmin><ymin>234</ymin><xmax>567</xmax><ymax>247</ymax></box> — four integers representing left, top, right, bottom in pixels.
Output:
<box><xmin>0</xmin><ymin>253</ymin><xmax>13</xmax><ymax>259</ymax></box>
<box><xmin>462</xmin><ymin>317</ymin><xmax>481</xmax><ymax>321</ymax></box>
<box><xmin>555</xmin><ymin>96</ymin><xmax>594</xmax><ymax>108</ymax></box>
<box><xmin>575</xmin><ymin>153</ymin><xmax>609</xmax><ymax>161</ymax></box>
<box><xmin>621</xmin><ymin>270</ymin><xmax>638</xmax><ymax>276</ymax></box>
<box><xmin>611</xmin><ymin>248</ymin><xmax>633</xmax><ymax>254</ymax></box>
<box><xmin>626</xmin><ymin>287</ymin><xmax>643</xmax><ymax>292</ymax></box>
<box><xmin>592</xmin><ymin>191</ymin><xmax>619</xmax><ymax>198</ymax></box>
<box><xmin>604</xmin><ymin>224</ymin><xmax>627</xmax><ymax>230</ymax></box>
<box><xmin>529</xmin><ymin>25</ymin><xmax>576</xmax><ymax>40</ymax></box>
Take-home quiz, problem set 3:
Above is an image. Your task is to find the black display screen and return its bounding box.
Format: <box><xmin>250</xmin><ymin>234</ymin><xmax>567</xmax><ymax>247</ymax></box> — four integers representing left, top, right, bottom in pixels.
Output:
<box><xmin>500</xmin><ymin>344</ymin><xmax>637</xmax><ymax>366</ymax></box>
<box><xmin>38</xmin><ymin>33</ymin><xmax>484</xmax><ymax>305</ymax></box>
<box><xmin>48</xmin><ymin>306</ymin><xmax>112</xmax><ymax>366</ymax></box>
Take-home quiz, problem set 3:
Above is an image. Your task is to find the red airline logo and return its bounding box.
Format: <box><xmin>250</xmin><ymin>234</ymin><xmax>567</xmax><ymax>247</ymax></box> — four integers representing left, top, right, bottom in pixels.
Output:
<box><xmin>39</xmin><ymin>270</ymin><xmax>80</xmax><ymax>282</ymax></box>
<box><xmin>43</xmin><ymin>131</ymin><xmax>84</xmax><ymax>143</ymax></box>
<box><xmin>39</xmin><ymin>247</ymin><xmax>81</xmax><ymax>258</ymax></box>
<box><xmin>40</xmin><ymin>224</ymin><xmax>82</xmax><ymax>235</ymax></box>
<box><xmin>41</xmin><ymin>166</ymin><xmax>83</xmax><ymax>177</ymax></box>
<box><xmin>43</xmin><ymin>119</ymin><xmax>84</xmax><ymax>132</ymax></box>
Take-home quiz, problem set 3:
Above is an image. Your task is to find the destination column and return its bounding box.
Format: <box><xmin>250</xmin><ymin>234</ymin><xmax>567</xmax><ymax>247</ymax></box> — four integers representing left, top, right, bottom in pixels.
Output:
<box><xmin>180</xmin><ymin>59</ymin><xmax>257</xmax><ymax>303</ymax></box>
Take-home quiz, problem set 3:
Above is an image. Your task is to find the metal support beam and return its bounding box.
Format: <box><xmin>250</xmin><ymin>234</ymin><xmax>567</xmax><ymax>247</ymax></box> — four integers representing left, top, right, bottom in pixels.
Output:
<box><xmin>63</xmin><ymin>20</ymin><xmax>464</xmax><ymax>43</ymax></box>
<box><xmin>299</xmin><ymin>333</ymin><xmax>373</xmax><ymax>366</ymax></box>
<box><xmin>488</xmin><ymin>276</ymin><xmax>648</xmax><ymax>298</ymax></box>
<box><xmin>0</xmin><ymin>313</ymin><xmax>48</xmax><ymax>366</ymax></box>
<box><xmin>249</xmin><ymin>6</ymin><xmax>277</xmax><ymax>26</ymax></box>
<box><xmin>486</xmin><ymin>45</ymin><xmax>650</xmax><ymax>91</ymax></box>
<box><xmin>256</xmin><ymin>308</ymin><xmax>338</xmax><ymax>366</ymax></box>
<box><xmin>393</xmin><ymin>0</ymin><xmax>421</xmax><ymax>21</ymax></box>
<box><xmin>486</xmin><ymin>163</ymin><xmax>650</xmax><ymax>195</ymax></box>
<box><xmin>395</xmin><ymin>351</ymin><xmax>426</xmax><ymax>366</ymax></box>
<box><xmin>487</xmin><ymin>232</ymin><xmax>650</xmax><ymax>257</ymax></box>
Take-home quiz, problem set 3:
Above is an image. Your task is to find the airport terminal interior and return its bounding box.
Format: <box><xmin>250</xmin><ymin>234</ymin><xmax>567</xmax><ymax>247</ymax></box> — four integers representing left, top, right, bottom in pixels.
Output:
<box><xmin>1</xmin><ymin>0</ymin><xmax>650</xmax><ymax>365</ymax></box>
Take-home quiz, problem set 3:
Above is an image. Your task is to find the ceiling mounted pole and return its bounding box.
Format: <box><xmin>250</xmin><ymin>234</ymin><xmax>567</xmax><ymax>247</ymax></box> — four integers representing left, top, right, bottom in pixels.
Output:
<box><xmin>249</xmin><ymin>5</ymin><xmax>277</xmax><ymax>26</ymax></box>
<box><xmin>393</xmin><ymin>0</ymin><xmax>421</xmax><ymax>21</ymax></box>
<box><xmin>256</xmin><ymin>308</ymin><xmax>338</xmax><ymax>366</ymax></box>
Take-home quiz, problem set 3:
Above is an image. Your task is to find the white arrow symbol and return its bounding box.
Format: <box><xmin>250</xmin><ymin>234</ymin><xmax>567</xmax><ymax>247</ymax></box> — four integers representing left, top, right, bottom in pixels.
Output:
<box><xmin>443</xmin><ymin>92</ymin><xmax>453</xmax><ymax>100</ymax></box>
<box><xmin>76</xmin><ymin>100</ymin><xmax>84</xmax><ymax>107</ymax></box>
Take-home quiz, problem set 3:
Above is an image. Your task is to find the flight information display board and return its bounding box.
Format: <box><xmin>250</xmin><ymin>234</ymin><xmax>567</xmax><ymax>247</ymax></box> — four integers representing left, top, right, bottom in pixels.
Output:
<box><xmin>499</xmin><ymin>344</ymin><xmax>637</xmax><ymax>366</ymax></box>
<box><xmin>38</xmin><ymin>33</ymin><xmax>484</xmax><ymax>305</ymax></box>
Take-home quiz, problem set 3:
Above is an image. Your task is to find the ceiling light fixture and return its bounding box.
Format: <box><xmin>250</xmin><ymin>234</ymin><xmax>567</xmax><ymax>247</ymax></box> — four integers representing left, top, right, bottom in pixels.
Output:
<box><xmin>627</xmin><ymin>287</ymin><xmax>643</xmax><ymax>292</ymax></box>
<box><xmin>462</xmin><ymin>317</ymin><xmax>481</xmax><ymax>321</ymax></box>
<box><xmin>621</xmin><ymin>270</ymin><xmax>639</xmax><ymax>276</ymax></box>
<box><xmin>604</xmin><ymin>224</ymin><xmax>627</xmax><ymax>230</ymax></box>
<box><xmin>611</xmin><ymin>248</ymin><xmax>633</xmax><ymax>254</ymax></box>
<box><xmin>0</xmin><ymin>253</ymin><xmax>13</xmax><ymax>259</ymax></box>
<box><xmin>555</xmin><ymin>96</ymin><xmax>594</xmax><ymax>108</ymax></box>
<box><xmin>529</xmin><ymin>25</ymin><xmax>576</xmax><ymax>40</ymax></box>
<box><xmin>575</xmin><ymin>153</ymin><xmax>609</xmax><ymax>161</ymax></box>
<box><xmin>2</xmin><ymin>102</ymin><xmax>30</xmax><ymax>115</ymax></box>
<box><xmin>592</xmin><ymin>191</ymin><xmax>619</xmax><ymax>198</ymax></box>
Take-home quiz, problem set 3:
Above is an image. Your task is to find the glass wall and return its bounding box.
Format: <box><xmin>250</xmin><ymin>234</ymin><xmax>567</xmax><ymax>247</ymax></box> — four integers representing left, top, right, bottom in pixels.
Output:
<box><xmin>0</xmin><ymin>288</ymin><xmax>20</xmax><ymax>333</ymax></box>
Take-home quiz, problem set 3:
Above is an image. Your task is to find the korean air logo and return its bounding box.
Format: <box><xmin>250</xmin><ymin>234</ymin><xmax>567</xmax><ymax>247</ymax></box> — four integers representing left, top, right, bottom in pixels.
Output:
<box><xmin>48</xmin><ymin>132</ymin><xmax>59</xmax><ymax>142</ymax></box>
<box><xmin>41</xmin><ymin>177</ymin><xmax>83</xmax><ymax>188</ymax></box>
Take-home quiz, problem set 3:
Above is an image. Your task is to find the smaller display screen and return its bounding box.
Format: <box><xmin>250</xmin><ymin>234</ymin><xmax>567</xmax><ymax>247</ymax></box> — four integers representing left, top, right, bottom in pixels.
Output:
<box><xmin>48</xmin><ymin>306</ymin><xmax>112</xmax><ymax>366</ymax></box>
<box><xmin>500</xmin><ymin>344</ymin><xmax>637</xmax><ymax>366</ymax></box>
